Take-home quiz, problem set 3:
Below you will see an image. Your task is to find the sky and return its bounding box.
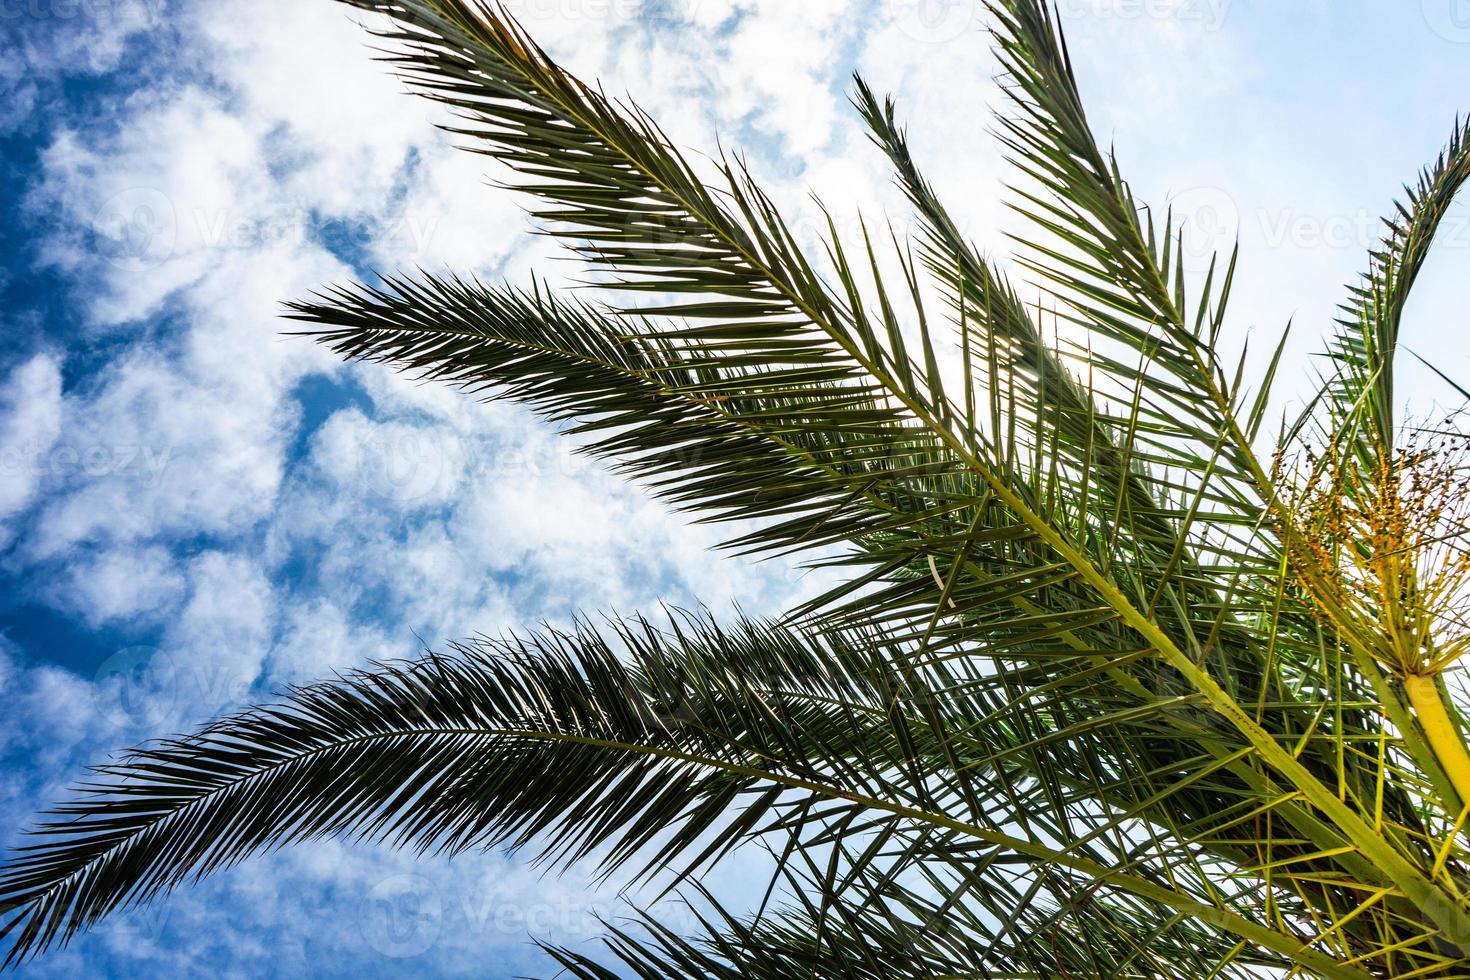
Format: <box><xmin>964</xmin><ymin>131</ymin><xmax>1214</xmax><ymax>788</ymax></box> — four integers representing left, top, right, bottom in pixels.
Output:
<box><xmin>1</xmin><ymin>0</ymin><xmax>1469</xmax><ymax>977</ymax></box>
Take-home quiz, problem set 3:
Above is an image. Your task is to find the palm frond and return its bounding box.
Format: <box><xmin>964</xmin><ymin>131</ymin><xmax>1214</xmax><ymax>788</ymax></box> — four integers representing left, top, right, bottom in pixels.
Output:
<box><xmin>284</xmin><ymin>268</ymin><xmax>1448</xmax><ymax>975</ymax></box>
<box><xmin>0</xmin><ymin>614</ymin><xmax>881</xmax><ymax>963</ymax></box>
<box><xmin>976</xmin><ymin>3</ymin><xmax>1298</xmax><ymax>668</ymax></box>
<box><xmin>1305</xmin><ymin>116</ymin><xmax>1470</xmax><ymax>474</ymax></box>
<box><xmin>288</xmin><ymin>275</ymin><xmax>899</xmax><ymax>560</ymax></box>
<box><xmin>0</xmin><ymin>612</ymin><xmax>1376</xmax><ymax>978</ymax></box>
<box><xmin>540</xmin><ymin>877</ymin><xmax>1286</xmax><ymax>980</ymax></box>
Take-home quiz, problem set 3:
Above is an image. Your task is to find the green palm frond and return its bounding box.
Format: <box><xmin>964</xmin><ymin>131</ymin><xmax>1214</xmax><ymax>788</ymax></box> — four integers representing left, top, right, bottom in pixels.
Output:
<box><xmin>540</xmin><ymin>877</ymin><xmax>1287</xmax><ymax>980</ymax></box>
<box><xmin>287</xmin><ymin>275</ymin><xmax>902</xmax><ymax>560</ymax></box>
<box><xmin>0</xmin><ymin>615</ymin><xmax>885</xmax><ymax>962</ymax></box>
<box><xmin>283</xmin><ymin>226</ymin><xmax>1442</xmax><ymax>967</ymax></box>
<box><xmin>6</xmin><ymin>0</ymin><xmax>1470</xmax><ymax>976</ymax></box>
<box><xmin>983</xmin><ymin>0</ymin><xmax>1272</xmax><ymax>519</ymax></box>
<box><xmin>1303</xmin><ymin>116</ymin><xmax>1470</xmax><ymax>476</ymax></box>
<box><xmin>0</xmin><ymin>612</ymin><xmax>1370</xmax><ymax>978</ymax></box>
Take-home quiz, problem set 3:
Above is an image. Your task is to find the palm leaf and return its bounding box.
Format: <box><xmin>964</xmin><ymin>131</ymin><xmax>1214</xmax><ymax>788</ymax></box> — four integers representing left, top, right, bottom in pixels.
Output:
<box><xmin>1308</xmin><ymin>116</ymin><xmax>1470</xmax><ymax>474</ymax></box>
<box><xmin>0</xmin><ymin>612</ymin><xmax>1373</xmax><ymax>977</ymax></box>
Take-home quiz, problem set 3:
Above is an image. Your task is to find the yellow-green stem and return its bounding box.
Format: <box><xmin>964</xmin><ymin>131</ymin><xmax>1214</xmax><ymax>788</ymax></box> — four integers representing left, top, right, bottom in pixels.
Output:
<box><xmin>1405</xmin><ymin>672</ymin><xmax>1470</xmax><ymax>808</ymax></box>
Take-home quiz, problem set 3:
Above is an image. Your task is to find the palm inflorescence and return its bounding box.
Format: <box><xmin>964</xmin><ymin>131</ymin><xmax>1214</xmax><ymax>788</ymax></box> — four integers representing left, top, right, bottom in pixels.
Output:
<box><xmin>5</xmin><ymin>2</ymin><xmax>1470</xmax><ymax>976</ymax></box>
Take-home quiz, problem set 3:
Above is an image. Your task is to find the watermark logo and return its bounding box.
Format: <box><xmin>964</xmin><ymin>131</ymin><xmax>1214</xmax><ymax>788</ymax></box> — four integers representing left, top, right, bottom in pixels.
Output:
<box><xmin>1423</xmin><ymin>0</ymin><xmax>1470</xmax><ymax>44</ymax></box>
<box><xmin>0</xmin><ymin>0</ymin><xmax>166</xmax><ymax>23</ymax></box>
<box><xmin>193</xmin><ymin>208</ymin><xmax>439</xmax><ymax>258</ymax></box>
<box><xmin>356</xmin><ymin>873</ymin><xmax>703</xmax><ymax>960</ymax></box>
<box><xmin>0</xmin><ymin>442</ymin><xmax>173</xmax><ymax>489</ymax></box>
<box><xmin>361</xmin><ymin>874</ymin><xmax>444</xmax><ymax>959</ymax></box>
<box><xmin>354</xmin><ymin>427</ymin><xmax>451</xmax><ymax>506</ymax></box>
<box><xmin>892</xmin><ymin>0</ymin><xmax>981</xmax><ymax>44</ymax></box>
<box><xmin>1056</xmin><ymin>0</ymin><xmax>1231</xmax><ymax>31</ymax></box>
<box><xmin>93</xmin><ymin>645</ymin><xmax>252</xmax><ymax>730</ymax></box>
<box><xmin>92</xmin><ymin>189</ymin><xmax>442</xmax><ymax>275</ymax></box>
<box><xmin>1166</xmin><ymin>185</ymin><xmax>1240</xmax><ymax>261</ymax></box>
<box><xmin>94</xmin><ymin>187</ymin><xmax>176</xmax><ymax>273</ymax></box>
<box><xmin>93</xmin><ymin>646</ymin><xmax>183</xmax><ymax>729</ymax></box>
<box><xmin>499</xmin><ymin>0</ymin><xmax>641</xmax><ymax>20</ymax></box>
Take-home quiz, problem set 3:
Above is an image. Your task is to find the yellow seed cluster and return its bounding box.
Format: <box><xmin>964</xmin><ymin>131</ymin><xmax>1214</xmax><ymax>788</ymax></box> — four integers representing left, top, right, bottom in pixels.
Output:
<box><xmin>1277</xmin><ymin>424</ymin><xmax>1470</xmax><ymax>677</ymax></box>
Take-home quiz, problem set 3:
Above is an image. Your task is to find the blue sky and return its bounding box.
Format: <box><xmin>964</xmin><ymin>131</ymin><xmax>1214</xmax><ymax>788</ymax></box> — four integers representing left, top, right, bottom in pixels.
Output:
<box><xmin>1</xmin><ymin>1</ymin><xmax>1469</xmax><ymax>976</ymax></box>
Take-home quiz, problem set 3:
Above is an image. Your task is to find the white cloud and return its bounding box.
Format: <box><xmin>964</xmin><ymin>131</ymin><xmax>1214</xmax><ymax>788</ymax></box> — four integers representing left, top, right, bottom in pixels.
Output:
<box><xmin>188</xmin><ymin>0</ymin><xmax>428</xmax><ymax>219</ymax></box>
<box><xmin>268</xmin><ymin>598</ymin><xmax>403</xmax><ymax>684</ymax></box>
<box><xmin>0</xmin><ymin>4</ymin><xmax>1059</xmax><ymax>977</ymax></box>
<box><xmin>35</xmin><ymin>89</ymin><xmax>264</xmax><ymax>325</ymax></box>
<box><xmin>62</xmin><ymin>543</ymin><xmax>186</xmax><ymax>626</ymax></box>
<box><xmin>28</xmin><ymin>349</ymin><xmax>294</xmax><ymax>559</ymax></box>
<box><xmin>309</xmin><ymin>406</ymin><xmax>469</xmax><ymax>512</ymax></box>
<box><xmin>719</xmin><ymin>0</ymin><xmax>855</xmax><ymax>156</ymax></box>
<box><xmin>0</xmin><ymin>51</ymin><xmax>39</xmax><ymax>135</ymax></box>
<box><xmin>168</xmin><ymin>550</ymin><xmax>275</xmax><ymax>685</ymax></box>
<box><xmin>0</xmin><ymin>639</ymin><xmax>114</xmax><ymax>778</ymax></box>
<box><xmin>0</xmin><ymin>0</ymin><xmax>164</xmax><ymax>139</ymax></box>
<box><xmin>0</xmin><ymin>352</ymin><xmax>63</xmax><ymax>531</ymax></box>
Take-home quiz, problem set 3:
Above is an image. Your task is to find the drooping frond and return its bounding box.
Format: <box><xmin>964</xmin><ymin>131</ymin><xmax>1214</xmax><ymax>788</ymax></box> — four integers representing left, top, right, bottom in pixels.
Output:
<box><xmin>317</xmin><ymin>2</ymin><xmax>1053</xmax><ymax>637</ymax></box>
<box><xmin>0</xmin><ymin>612</ymin><xmax>1376</xmax><ymax>978</ymax></box>
<box><xmin>540</xmin><ymin>879</ymin><xmax>1287</xmax><ymax>980</ymax></box>
<box><xmin>0</xmin><ymin>615</ymin><xmax>889</xmax><ymax>962</ymax></box>
<box><xmin>289</xmin><ymin>275</ymin><xmax>904</xmax><ymax>560</ymax></box>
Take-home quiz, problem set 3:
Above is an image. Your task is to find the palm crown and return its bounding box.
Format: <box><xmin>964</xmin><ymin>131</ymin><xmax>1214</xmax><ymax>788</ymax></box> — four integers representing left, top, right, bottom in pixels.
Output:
<box><xmin>5</xmin><ymin>1</ymin><xmax>1470</xmax><ymax>976</ymax></box>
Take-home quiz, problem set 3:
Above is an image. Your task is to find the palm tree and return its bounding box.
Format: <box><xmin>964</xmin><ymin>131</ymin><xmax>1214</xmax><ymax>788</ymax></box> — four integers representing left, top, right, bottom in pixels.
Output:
<box><xmin>4</xmin><ymin>1</ymin><xmax>1470</xmax><ymax>975</ymax></box>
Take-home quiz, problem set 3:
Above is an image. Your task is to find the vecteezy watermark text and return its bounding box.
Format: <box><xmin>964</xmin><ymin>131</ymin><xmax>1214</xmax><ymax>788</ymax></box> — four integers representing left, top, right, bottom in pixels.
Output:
<box><xmin>0</xmin><ymin>442</ymin><xmax>173</xmax><ymax>488</ymax></box>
